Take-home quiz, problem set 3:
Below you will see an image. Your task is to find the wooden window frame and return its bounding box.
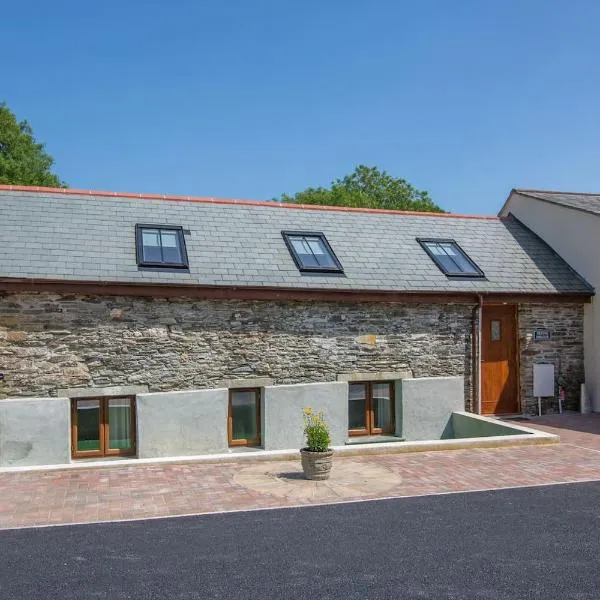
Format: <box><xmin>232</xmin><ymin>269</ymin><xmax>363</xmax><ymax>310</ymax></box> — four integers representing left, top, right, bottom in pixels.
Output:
<box><xmin>228</xmin><ymin>388</ymin><xmax>262</xmax><ymax>447</ymax></box>
<box><xmin>417</xmin><ymin>238</ymin><xmax>485</xmax><ymax>279</ymax></box>
<box><xmin>281</xmin><ymin>231</ymin><xmax>344</xmax><ymax>274</ymax></box>
<box><xmin>71</xmin><ymin>396</ymin><xmax>137</xmax><ymax>458</ymax></box>
<box><xmin>135</xmin><ymin>224</ymin><xmax>189</xmax><ymax>269</ymax></box>
<box><xmin>348</xmin><ymin>381</ymin><xmax>395</xmax><ymax>436</ymax></box>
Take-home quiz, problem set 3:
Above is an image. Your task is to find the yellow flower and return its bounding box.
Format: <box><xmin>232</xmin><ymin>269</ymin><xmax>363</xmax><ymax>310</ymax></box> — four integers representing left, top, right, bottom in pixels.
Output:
<box><xmin>303</xmin><ymin>407</ymin><xmax>313</xmax><ymax>415</ymax></box>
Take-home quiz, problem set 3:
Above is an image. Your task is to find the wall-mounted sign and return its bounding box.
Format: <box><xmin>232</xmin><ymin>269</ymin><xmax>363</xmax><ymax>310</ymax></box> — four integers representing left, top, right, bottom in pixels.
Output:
<box><xmin>533</xmin><ymin>363</ymin><xmax>555</xmax><ymax>397</ymax></box>
<box><xmin>533</xmin><ymin>330</ymin><xmax>552</xmax><ymax>342</ymax></box>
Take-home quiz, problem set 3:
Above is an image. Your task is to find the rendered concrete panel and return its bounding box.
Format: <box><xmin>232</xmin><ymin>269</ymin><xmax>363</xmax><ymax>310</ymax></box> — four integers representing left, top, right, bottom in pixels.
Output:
<box><xmin>400</xmin><ymin>376</ymin><xmax>464</xmax><ymax>441</ymax></box>
<box><xmin>0</xmin><ymin>397</ymin><xmax>70</xmax><ymax>467</ymax></box>
<box><xmin>451</xmin><ymin>412</ymin><xmax>526</xmax><ymax>438</ymax></box>
<box><xmin>394</xmin><ymin>383</ymin><xmax>403</xmax><ymax>437</ymax></box>
<box><xmin>263</xmin><ymin>382</ymin><xmax>348</xmax><ymax>450</ymax></box>
<box><xmin>137</xmin><ymin>389</ymin><xmax>228</xmax><ymax>458</ymax></box>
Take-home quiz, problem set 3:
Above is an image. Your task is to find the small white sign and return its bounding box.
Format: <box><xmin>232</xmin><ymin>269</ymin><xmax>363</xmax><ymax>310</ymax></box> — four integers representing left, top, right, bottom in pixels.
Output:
<box><xmin>533</xmin><ymin>363</ymin><xmax>555</xmax><ymax>397</ymax></box>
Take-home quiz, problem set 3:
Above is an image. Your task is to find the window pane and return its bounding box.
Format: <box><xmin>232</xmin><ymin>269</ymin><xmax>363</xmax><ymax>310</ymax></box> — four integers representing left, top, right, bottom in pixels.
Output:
<box><xmin>142</xmin><ymin>230</ymin><xmax>160</xmax><ymax>247</ymax></box>
<box><xmin>291</xmin><ymin>238</ymin><xmax>311</xmax><ymax>254</ymax></box>
<box><xmin>440</xmin><ymin>243</ymin><xmax>477</xmax><ymax>274</ymax></box>
<box><xmin>372</xmin><ymin>383</ymin><xmax>392</xmax><ymax>430</ymax></box>
<box><xmin>451</xmin><ymin>254</ymin><xmax>478</xmax><ymax>274</ymax></box>
<box><xmin>307</xmin><ymin>237</ymin><xmax>336</xmax><ymax>267</ymax></box>
<box><xmin>108</xmin><ymin>398</ymin><xmax>134</xmax><ymax>450</ymax></box>
<box><xmin>290</xmin><ymin>238</ymin><xmax>319</xmax><ymax>268</ymax></box>
<box><xmin>298</xmin><ymin>252</ymin><xmax>319</xmax><ymax>267</ymax></box>
<box><xmin>426</xmin><ymin>242</ymin><xmax>444</xmax><ymax>256</ymax></box>
<box><xmin>160</xmin><ymin>231</ymin><xmax>182</xmax><ymax>263</ymax></box>
<box><xmin>142</xmin><ymin>229</ymin><xmax>162</xmax><ymax>263</ymax></box>
<box><xmin>436</xmin><ymin>254</ymin><xmax>461</xmax><ymax>274</ymax></box>
<box><xmin>427</xmin><ymin>242</ymin><xmax>459</xmax><ymax>273</ymax></box>
<box><xmin>439</xmin><ymin>243</ymin><xmax>458</xmax><ymax>256</ymax></box>
<box><xmin>231</xmin><ymin>391</ymin><xmax>259</xmax><ymax>442</ymax></box>
<box><xmin>423</xmin><ymin>240</ymin><xmax>482</xmax><ymax>276</ymax></box>
<box><xmin>76</xmin><ymin>400</ymin><xmax>101</xmax><ymax>452</ymax></box>
<box><xmin>348</xmin><ymin>384</ymin><xmax>367</xmax><ymax>430</ymax></box>
<box><xmin>161</xmin><ymin>231</ymin><xmax>179</xmax><ymax>248</ymax></box>
<box><xmin>306</xmin><ymin>238</ymin><xmax>326</xmax><ymax>254</ymax></box>
<box><xmin>491</xmin><ymin>320</ymin><xmax>501</xmax><ymax>342</ymax></box>
<box><xmin>142</xmin><ymin>246</ymin><xmax>162</xmax><ymax>263</ymax></box>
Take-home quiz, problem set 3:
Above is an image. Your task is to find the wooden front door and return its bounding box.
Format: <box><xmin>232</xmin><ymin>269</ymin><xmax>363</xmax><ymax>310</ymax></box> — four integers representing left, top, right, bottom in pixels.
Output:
<box><xmin>481</xmin><ymin>305</ymin><xmax>519</xmax><ymax>415</ymax></box>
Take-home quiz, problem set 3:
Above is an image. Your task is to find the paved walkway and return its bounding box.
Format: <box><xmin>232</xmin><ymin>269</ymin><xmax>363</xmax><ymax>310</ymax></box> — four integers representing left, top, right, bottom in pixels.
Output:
<box><xmin>1</xmin><ymin>413</ymin><xmax>600</xmax><ymax>530</ymax></box>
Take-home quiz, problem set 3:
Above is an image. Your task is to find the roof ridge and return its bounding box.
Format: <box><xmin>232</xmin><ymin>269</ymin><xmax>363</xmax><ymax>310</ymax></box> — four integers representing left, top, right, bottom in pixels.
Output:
<box><xmin>0</xmin><ymin>184</ymin><xmax>501</xmax><ymax>221</ymax></box>
<box><xmin>515</xmin><ymin>188</ymin><xmax>600</xmax><ymax>197</ymax></box>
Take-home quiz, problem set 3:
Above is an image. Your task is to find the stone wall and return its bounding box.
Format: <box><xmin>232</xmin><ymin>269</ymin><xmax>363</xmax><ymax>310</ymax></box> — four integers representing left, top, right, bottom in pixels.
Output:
<box><xmin>0</xmin><ymin>293</ymin><xmax>474</xmax><ymax>408</ymax></box>
<box><xmin>518</xmin><ymin>303</ymin><xmax>584</xmax><ymax>413</ymax></box>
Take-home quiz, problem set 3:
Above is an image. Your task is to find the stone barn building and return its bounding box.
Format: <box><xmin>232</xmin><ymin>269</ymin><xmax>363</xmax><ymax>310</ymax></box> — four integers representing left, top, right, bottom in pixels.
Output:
<box><xmin>0</xmin><ymin>186</ymin><xmax>592</xmax><ymax>467</ymax></box>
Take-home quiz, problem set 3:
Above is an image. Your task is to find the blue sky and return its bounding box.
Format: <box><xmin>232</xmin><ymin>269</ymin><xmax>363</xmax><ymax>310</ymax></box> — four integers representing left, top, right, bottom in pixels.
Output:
<box><xmin>2</xmin><ymin>1</ymin><xmax>599</xmax><ymax>214</ymax></box>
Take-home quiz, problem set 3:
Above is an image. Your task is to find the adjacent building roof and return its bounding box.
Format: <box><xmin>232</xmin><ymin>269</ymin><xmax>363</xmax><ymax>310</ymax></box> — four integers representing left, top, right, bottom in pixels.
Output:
<box><xmin>510</xmin><ymin>189</ymin><xmax>600</xmax><ymax>217</ymax></box>
<box><xmin>0</xmin><ymin>186</ymin><xmax>593</xmax><ymax>298</ymax></box>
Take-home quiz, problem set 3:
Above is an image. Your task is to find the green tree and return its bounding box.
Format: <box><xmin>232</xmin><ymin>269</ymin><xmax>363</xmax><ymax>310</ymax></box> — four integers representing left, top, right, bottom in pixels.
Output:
<box><xmin>0</xmin><ymin>103</ymin><xmax>66</xmax><ymax>187</ymax></box>
<box><xmin>278</xmin><ymin>165</ymin><xmax>443</xmax><ymax>212</ymax></box>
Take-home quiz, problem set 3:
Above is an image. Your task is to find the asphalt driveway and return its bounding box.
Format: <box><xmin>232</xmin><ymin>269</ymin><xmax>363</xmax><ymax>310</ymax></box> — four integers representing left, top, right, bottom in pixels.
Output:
<box><xmin>1</xmin><ymin>481</ymin><xmax>599</xmax><ymax>599</ymax></box>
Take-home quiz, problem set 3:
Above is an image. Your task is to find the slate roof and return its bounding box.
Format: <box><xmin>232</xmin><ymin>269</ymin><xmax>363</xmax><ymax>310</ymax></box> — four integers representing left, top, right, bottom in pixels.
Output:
<box><xmin>0</xmin><ymin>187</ymin><xmax>593</xmax><ymax>296</ymax></box>
<box><xmin>513</xmin><ymin>189</ymin><xmax>600</xmax><ymax>217</ymax></box>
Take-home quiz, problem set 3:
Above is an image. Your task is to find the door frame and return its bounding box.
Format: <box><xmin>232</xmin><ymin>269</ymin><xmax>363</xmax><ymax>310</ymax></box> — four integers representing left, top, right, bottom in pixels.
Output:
<box><xmin>71</xmin><ymin>396</ymin><xmax>137</xmax><ymax>458</ymax></box>
<box><xmin>480</xmin><ymin>304</ymin><xmax>520</xmax><ymax>415</ymax></box>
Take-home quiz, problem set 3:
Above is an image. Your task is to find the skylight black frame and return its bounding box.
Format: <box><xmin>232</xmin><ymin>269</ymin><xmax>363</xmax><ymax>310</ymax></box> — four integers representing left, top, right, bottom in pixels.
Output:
<box><xmin>135</xmin><ymin>224</ymin><xmax>189</xmax><ymax>269</ymax></box>
<box><xmin>281</xmin><ymin>231</ymin><xmax>344</xmax><ymax>274</ymax></box>
<box><xmin>417</xmin><ymin>238</ymin><xmax>485</xmax><ymax>278</ymax></box>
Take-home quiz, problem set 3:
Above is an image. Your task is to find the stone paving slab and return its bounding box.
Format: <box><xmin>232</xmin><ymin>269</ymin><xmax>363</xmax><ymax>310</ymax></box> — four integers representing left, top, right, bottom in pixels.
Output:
<box><xmin>1</xmin><ymin>414</ymin><xmax>599</xmax><ymax>530</ymax></box>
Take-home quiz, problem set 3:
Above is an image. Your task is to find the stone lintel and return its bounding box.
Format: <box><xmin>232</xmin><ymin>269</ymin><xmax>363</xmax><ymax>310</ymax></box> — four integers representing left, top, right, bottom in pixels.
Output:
<box><xmin>218</xmin><ymin>378</ymin><xmax>274</xmax><ymax>390</ymax></box>
<box><xmin>336</xmin><ymin>370</ymin><xmax>413</xmax><ymax>383</ymax></box>
<box><xmin>57</xmin><ymin>385</ymin><xmax>149</xmax><ymax>399</ymax></box>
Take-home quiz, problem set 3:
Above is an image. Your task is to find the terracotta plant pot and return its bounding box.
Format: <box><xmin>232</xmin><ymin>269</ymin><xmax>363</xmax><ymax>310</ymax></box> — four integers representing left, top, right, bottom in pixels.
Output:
<box><xmin>300</xmin><ymin>448</ymin><xmax>333</xmax><ymax>480</ymax></box>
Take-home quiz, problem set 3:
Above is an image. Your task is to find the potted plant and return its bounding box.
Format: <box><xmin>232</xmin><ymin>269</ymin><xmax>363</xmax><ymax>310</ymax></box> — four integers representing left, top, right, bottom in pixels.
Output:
<box><xmin>300</xmin><ymin>408</ymin><xmax>333</xmax><ymax>480</ymax></box>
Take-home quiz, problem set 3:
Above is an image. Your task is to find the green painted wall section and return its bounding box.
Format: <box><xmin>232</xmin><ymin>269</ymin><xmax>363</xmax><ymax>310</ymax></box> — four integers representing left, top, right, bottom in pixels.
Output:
<box><xmin>451</xmin><ymin>413</ymin><xmax>530</xmax><ymax>439</ymax></box>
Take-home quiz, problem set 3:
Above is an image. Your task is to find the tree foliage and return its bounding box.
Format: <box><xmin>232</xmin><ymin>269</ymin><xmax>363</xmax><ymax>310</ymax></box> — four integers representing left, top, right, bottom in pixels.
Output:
<box><xmin>0</xmin><ymin>103</ymin><xmax>66</xmax><ymax>187</ymax></box>
<box><xmin>278</xmin><ymin>165</ymin><xmax>443</xmax><ymax>212</ymax></box>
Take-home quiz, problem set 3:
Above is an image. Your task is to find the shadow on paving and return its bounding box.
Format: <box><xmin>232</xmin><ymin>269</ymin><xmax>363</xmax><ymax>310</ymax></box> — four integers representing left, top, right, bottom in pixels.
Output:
<box><xmin>528</xmin><ymin>413</ymin><xmax>600</xmax><ymax>436</ymax></box>
<box><xmin>1</xmin><ymin>481</ymin><xmax>600</xmax><ymax>600</ymax></box>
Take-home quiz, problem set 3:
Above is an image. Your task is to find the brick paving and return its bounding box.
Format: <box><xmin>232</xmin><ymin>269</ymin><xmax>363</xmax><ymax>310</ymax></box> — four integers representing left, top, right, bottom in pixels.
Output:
<box><xmin>1</xmin><ymin>413</ymin><xmax>600</xmax><ymax>530</ymax></box>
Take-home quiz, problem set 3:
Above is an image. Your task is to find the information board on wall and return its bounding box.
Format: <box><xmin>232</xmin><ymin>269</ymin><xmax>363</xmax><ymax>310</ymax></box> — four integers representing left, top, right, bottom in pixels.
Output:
<box><xmin>533</xmin><ymin>363</ymin><xmax>555</xmax><ymax>397</ymax></box>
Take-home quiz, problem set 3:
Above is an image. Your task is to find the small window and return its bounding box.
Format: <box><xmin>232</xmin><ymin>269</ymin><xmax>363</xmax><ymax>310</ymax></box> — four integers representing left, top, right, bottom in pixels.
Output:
<box><xmin>228</xmin><ymin>389</ymin><xmax>261</xmax><ymax>447</ymax></box>
<box><xmin>418</xmin><ymin>238</ymin><xmax>484</xmax><ymax>278</ymax></box>
<box><xmin>71</xmin><ymin>396</ymin><xmax>136</xmax><ymax>458</ymax></box>
<box><xmin>348</xmin><ymin>381</ymin><xmax>395</xmax><ymax>436</ymax></box>
<box><xmin>136</xmin><ymin>224</ymin><xmax>189</xmax><ymax>268</ymax></box>
<box><xmin>282</xmin><ymin>231</ymin><xmax>343</xmax><ymax>273</ymax></box>
<box><xmin>491</xmin><ymin>319</ymin><xmax>501</xmax><ymax>342</ymax></box>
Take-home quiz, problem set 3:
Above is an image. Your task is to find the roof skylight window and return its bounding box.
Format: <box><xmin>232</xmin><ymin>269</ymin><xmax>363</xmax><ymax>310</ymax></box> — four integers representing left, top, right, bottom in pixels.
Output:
<box><xmin>418</xmin><ymin>238</ymin><xmax>484</xmax><ymax>278</ymax></box>
<box><xmin>282</xmin><ymin>231</ymin><xmax>343</xmax><ymax>273</ymax></box>
<box><xmin>135</xmin><ymin>224</ymin><xmax>189</xmax><ymax>269</ymax></box>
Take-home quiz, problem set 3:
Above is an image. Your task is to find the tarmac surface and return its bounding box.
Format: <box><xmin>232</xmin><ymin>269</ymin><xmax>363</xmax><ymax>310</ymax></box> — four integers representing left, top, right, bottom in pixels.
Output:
<box><xmin>1</xmin><ymin>481</ymin><xmax>599</xmax><ymax>599</ymax></box>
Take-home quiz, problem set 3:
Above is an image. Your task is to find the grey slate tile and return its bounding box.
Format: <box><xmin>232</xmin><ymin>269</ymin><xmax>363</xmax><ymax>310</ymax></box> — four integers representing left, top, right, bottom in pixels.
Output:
<box><xmin>516</xmin><ymin>190</ymin><xmax>600</xmax><ymax>216</ymax></box>
<box><xmin>0</xmin><ymin>190</ymin><xmax>593</xmax><ymax>295</ymax></box>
